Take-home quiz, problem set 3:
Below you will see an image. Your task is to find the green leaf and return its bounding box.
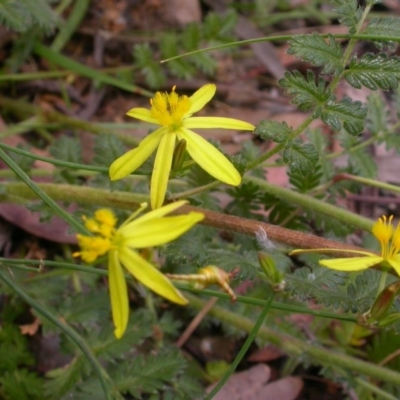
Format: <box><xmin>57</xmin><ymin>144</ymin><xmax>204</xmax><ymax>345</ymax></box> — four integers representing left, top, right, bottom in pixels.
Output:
<box><xmin>288</xmin><ymin>34</ymin><xmax>343</xmax><ymax>74</ymax></box>
<box><xmin>0</xmin><ymin>323</ymin><xmax>34</xmax><ymax>373</ymax></box>
<box><xmin>49</xmin><ymin>136</ymin><xmax>82</xmax><ymax>164</ymax></box>
<box><xmin>345</xmin><ymin>53</ymin><xmax>400</xmax><ymax>90</ymax></box>
<box><xmin>133</xmin><ymin>43</ymin><xmax>166</xmax><ymax>88</ymax></box>
<box><xmin>332</xmin><ymin>0</ymin><xmax>362</xmax><ymax>34</ymax></box>
<box><xmin>0</xmin><ymin>369</ymin><xmax>45</xmax><ymax>400</ymax></box>
<box><xmin>8</xmin><ymin>144</ymin><xmax>34</xmax><ymax>172</ymax></box>
<box><xmin>350</xmin><ymin>147</ymin><xmax>377</xmax><ymax>178</ymax></box>
<box><xmin>0</xmin><ymin>0</ymin><xmax>58</xmax><ymax>33</ymax></box>
<box><xmin>254</xmin><ymin>120</ymin><xmax>292</xmax><ymax>143</ymax></box>
<box><xmin>45</xmin><ymin>357</ymin><xmax>87</xmax><ymax>400</ymax></box>
<box><xmin>366</xmin><ymin>93</ymin><xmax>389</xmax><ymax>137</ymax></box>
<box><xmin>289</xmin><ymin>163</ymin><xmax>323</xmax><ymax>193</ymax></box>
<box><xmin>279</xmin><ymin>70</ymin><xmax>331</xmax><ymax>111</ymax></box>
<box><xmin>321</xmin><ymin>97</ymin><xmax>366</xmax><ymax>136</ymax></box>
<box><xmin>160</xmin><ymin>34</ymin><xmax>196</xmax><ymax>80</ymax></box>
<box><xmin>283</xmin><ymin>138</ymin><xmax>319</xmax><ymax>177</ymax></box>
<box><xmin>363</xmin><ymin>17</ymin><xmax>400</xmax><ymax>50</ymax></box>
<box><xmin>92</xmin><ymin>134</ymin><xmax>127</xmax><ymax>167</ymax></box>
<box><xmin>203</xmin><ymin>10</ymin><xmax>238</xmax><ymax>42</ymax></box>
<box><xmin>115</xmin><ymin>349</ymin><xmax>184</xmax><ymax>398</ymax></box>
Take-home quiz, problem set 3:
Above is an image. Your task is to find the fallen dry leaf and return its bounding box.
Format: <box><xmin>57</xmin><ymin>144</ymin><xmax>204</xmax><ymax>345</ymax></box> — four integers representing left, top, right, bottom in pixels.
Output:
<box><xmin>20</xmin><ymin>317</ymin><xmax>41</xmax><ymax>336</ymax></box>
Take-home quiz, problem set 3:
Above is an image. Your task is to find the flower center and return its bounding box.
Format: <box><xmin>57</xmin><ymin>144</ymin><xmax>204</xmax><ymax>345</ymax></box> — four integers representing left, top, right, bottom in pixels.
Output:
<box><xmin>73</xmin><ymin>209</ymin><xmax>118</xmax><ymax>263</ymax></box>
<box><xmin>150</xmin><ymin>86</ymin><xmax>191</xmax><ymax>130</ymax></box>
<box><xmin>372</xmin><ymin>215</ymin><xmax>400</xmax><ymax>260</ymax></box>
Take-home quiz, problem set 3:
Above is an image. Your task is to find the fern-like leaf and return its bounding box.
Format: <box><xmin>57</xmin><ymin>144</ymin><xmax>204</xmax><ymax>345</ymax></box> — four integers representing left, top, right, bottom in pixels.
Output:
<box><xmin>133</xmin><ymin>43</ymin><xmax>166</xmax><ymax>88</ymax></box>
<box><xmin>279</xmin><ymin>70</ymin><xmax>331</xmax><ymax>111</ymax></box>
<box><xmin>254</xmin><ymin>120</ymin><xmax>292</xmax><ymax>143</ymax></box>
<box><xmin>321</xmin><ymin>97</ymin><xmax>366</xmax><ymax>136</ymax></box>
<box><xmin>49</xmin><ymin>136</ymin><xmax>82</xmax><ymax>164</ymax></box>
<box><xmin>332</xmin><ymin>0</ymin><xmax>362</xmax><ymax>34</ymax></box>
<box><xmin>288</xmin><ymin>34</ymin><xmax>343</xmax><ymax>74</ymax></box>
<box><xmin>0</xmin><ymin>0</ymin><xmax>58</xmax><ymax>33</ymax></box>
<box><xmin>345</xmin><ymin>53</ymin><xmax>400</xmax><ymax>91</ymax></box>
<box><xmin>289</xmin><ymin>163</ymin><xmax>323</xmax><ymax>192</ymax></box>
<box><xmin>364</xmin><ymin>17</ymin><xmax>400</xmax><ymax>50</ymax></box>
<box><xmin>283</xmin><ymin>138</ymin><xmax>319</xmax><ymax>177</ymax></box>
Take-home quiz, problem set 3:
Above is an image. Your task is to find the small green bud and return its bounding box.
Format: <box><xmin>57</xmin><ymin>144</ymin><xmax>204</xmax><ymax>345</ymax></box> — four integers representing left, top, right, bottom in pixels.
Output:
<box><xmin>171</xmin><ymin>139</ymin><xmax>187</xmax><ymax>172</ymax></box>
<box><xmin>370</xmin><ymin>280</ymin><xmax>400</xmax><ymax>321</ymax></box>
<box><xmin>258</xmin><ymin>252</ymin><xmax>285</xmax><ymax>292</ymax></box>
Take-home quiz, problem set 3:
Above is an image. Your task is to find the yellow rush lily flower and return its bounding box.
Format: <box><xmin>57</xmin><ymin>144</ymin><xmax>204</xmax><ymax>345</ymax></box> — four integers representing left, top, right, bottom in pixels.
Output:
<box><xmin>109</xmin><ymin>84</ymin><xmax>255</xmax><ymax>209</ymax></box>
<box><xmin>73</xmin><ymin>201</ymin><xmax>204</xmax><ymax>338</ymax></box>
<box><xmin>290</xmin><ymin>216</ymin><xmax>400</xmax><ymax>276</ymax></box>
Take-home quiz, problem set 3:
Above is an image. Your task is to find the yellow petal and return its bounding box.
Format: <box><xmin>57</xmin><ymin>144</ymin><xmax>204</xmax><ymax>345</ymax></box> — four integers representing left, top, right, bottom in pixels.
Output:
<box><xmin>119</xmin><ymin>247</ymin><xmax>188</xmax><ymax>305</ymax></box>
<box><xmin>187</xmin><ymin>84</ymin><xmax>216</xmax><ymax>115</ymax></box>
<box><xmin>320</xmin><ymin>255</ymin><xmax>384</xmax><ymax>271</ymax></box>
<box><xmin>108</xmin><ymin>250</ymin><xmax>129</xmax><ymax>339</ymax></box>
<box><xmin>126</xmin><ymin>107</ymin><xmax>159</xmax><ymax>124</ymax></box>
<box><xmin>184</xmin><ymin>117</ymin><xmax>255</xmax><ymax>131</ymax></box>
<box><xmin>128</xmin><ymin>200</ymin><xmax>188</xmax><ymax>225</ymax></box>
<box><xmin>120</xmin><ymin>213</ymin><xmax>204</xmax><ymax>248</ymax></box>
<box><xmin>289</xmin><ymin>248</ymin><xmax>377</xmax><ymax>257</ymax></box>
<box><xmin>387</xmin><ymin>259</ymin><xmax>400</xmax><ymax>276</ymax></box>
<box><xmin>109</xmin><ymin>127</ymin><xmax>165</xmax><ymax>181</ymax></box>
<box><xmin>150</xmin><ymin>133</ymin><xmax>176</xmax><ymax>209</ymax></box>
<box><xmin>178</xmin><ymin>128</ymin><xmax>241</xmax><ymax>185</ymax></box>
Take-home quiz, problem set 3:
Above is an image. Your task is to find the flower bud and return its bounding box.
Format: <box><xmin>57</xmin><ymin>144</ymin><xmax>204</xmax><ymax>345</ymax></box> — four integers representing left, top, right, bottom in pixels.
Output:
<box><xmin>171</xmin><ymin>139</ymin><xmax>187</xmax><ymax>172</ymax></box>
<box><xmin>258</xmin><ymin>252</ymin><xmax>285</xmax><ymax>292</ymax></box>
<box><xmin>370</xmin><ymin>280</ymin><xmax>400</xmax><ymax>321</ymax></box>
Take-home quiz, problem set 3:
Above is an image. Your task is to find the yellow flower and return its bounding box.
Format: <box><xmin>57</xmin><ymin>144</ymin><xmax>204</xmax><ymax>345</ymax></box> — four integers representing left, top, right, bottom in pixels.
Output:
<box><xmin>290</xmin><ymin>216</ymin><xmax>400</xmax><ymax>276</ymax></box>
<box><xmin>109</xmin><ymin>84</ymin><xmax>255</xmax><ymax>209</ymax></box>
<box><xmin>74</xmin><ymin>201</ymin><xmax>204</xmax><ymax>338</ymax></box>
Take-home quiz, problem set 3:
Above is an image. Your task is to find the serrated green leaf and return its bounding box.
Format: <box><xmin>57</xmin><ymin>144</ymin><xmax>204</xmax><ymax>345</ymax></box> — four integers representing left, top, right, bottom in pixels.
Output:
<box><xmin>321</xmin><ymin>97</ymin><xmax>366</xmax><ymax>136</ymax></box>
<box><xmin>115</xmin><ymin>349</ymin><xmax>184</xmax><ymax>398</ymax></box>
<box><xmin>133</xmin><ymin>43</ymin><xmax>166</xmax><ymax>88</ymax></box>
<box><xmin>203</xmin><ymin>10</ymin><xmax>238</xmax><ymax>41</ymax></box>
<box><xmin>8</xmin><ymin>144</ymin><xmax>34</xmax><ymax>173</ymax></box>
<box><xmin>45</xmin><ymin>357</ymin><xmax>86</xmax><ymax>400</ymax></box>
<box><xmin>350</xmin><ymin>147</ymin><xmax>377</xmax><ymax>178</ymax></box>
<box><xmin>0</xmin><ymin>369</ymin><xmax>45</xmax><ymax>400</ymax></box>
<box><xmin>288</xmin><ymin>34</ymin><xmax>343</xmax><ymax>74</ymax></box>
<box><xmin>283</xmin><ymin>139</ymin><xmax>319</xmax><ymax>177</ymax></box>
<box><xmin>366</xmin><ymin>93</ymin><xmax>389</xmax><ymax>136</ymax></box>
<box><xmin>92</xmin><ymin>134</ymin><xmax>127</xmax><ymax>167</ymax></box>
<box><xmin>254</xmin><ymin>120</ymin><xmax>292</xmax><ymax>143</ymax></box>
<box><xmin>345</xmin><ymin>53</ymin><xmax>400</xmax><ymax>90</ymax></box>
<box><xmin>279</xmin><ymin>70</ymin><xmax>331</xmax><ymax>111</ymax></box>
<box><xmin>49</xmin><ymin>136</ymin><xmax>82</xmax><ymax>164</ymax></box>
<box><xmin>332</xmin><ymin>0</ymin><xmax>362</xmax><ymax>34</ymax></box>
<box><xmin>289</xmin><ymin>163</ymin><xmax>323</xmax><ymax>193</ymax></box>
<box><xmin>160</xmin><ymin>34</ymin><xmax>196</xmax><ymax>80</ymax></box>
<box><xmin>364</xmin><ymin>17</ymin><xmax>400</xmax><ymax>50</ymax></box>
<box><xmin>0</xmin><ymin>0</ymin><xmax>58</xmax><ymax>33</ymax></box>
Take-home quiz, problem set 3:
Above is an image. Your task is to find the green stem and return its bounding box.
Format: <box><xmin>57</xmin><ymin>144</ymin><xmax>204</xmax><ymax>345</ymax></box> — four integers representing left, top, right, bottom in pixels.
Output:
<box><xmin>204</xmin><ymin>293</ymin><xmax>274</xmax><ymax>400</ymax></box>
<box><xmin>0</xmin><ymin>269</ymin><xmax>114</xmax><ymax>400</ymax></box>
<box><xmin>187</xmin><ymin>294</ymin><xmax>400</xmax><ymax>387</ymax></box>
<box><xmin>336</xmin><ymin>174</ymin><xmax>400</xmax><ymax>195</ymax></box>
<box><xmin>2</xmin><ymin>182</ymin><xmax>148</xmax><ymax>208</ymax></box>
<box><xmin>1</xmin><ymin>259</ymin><xmax>356</xmax><ymax>322</ymax></box>
<box><xmin>0</xmin><ymin>148</ymin><xmax>90</xmax><ymax>235</ymax></box>
<box><xmin>0</xmin><ymin>141</ymin><xmax>109</xmax><ymax>173</ymax></box>
<box><xmin>51</xmin><ymin>0</ymin><xmax>91</xmax><ymax>52</ymax></box>
<box><xmin>0</xmin><ymin>95</ymin><xmax>140</xmax><ymax>147</ymax></box>
<box><xmin>246</xmin><ymin>115</ymin><xmax>315</xmax><ymax>170</ymax></box>
<box><xmin>244</xmin><ymin>175</ymin><xmax>373</xmax><ymax>231</ymax></box>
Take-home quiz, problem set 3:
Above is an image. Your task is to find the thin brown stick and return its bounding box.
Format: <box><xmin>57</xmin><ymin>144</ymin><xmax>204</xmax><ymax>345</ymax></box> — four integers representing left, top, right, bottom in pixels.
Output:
<box><xmin>178</xmin><ymin>205</ymin><xmax>370</xmax><ymax>257</ymax></box>
<box><xmin>176</xmin><ymin>297</ymin><xmax>218</xmax><ymax>348</ymax></box>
